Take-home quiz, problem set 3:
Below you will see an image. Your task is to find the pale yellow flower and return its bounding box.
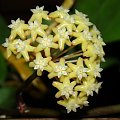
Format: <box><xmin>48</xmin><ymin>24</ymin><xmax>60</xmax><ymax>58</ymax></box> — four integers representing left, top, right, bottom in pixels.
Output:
<box><xmin>48</xmin><ymin>58</ymin><xmax>68</xmax><ymax>79</ymax></box>
<box><xmin>14</xmin><ymin>39</ymin><xmax>35</xmax><ymax>61</ymax></box>
<box><xmin>75</xmin><ymin>76</ymin><xmax>102</xmax><ymax>96</ymax></box>
<box><xmin>83</xmin><ymin>43</ymin><xmax>98</xmax><ymax>61</ymax></box>
<box><xmin>82</xmin><ymin>29</ymin><xmax>92</xmax><ymax>41</ymax></box>
<box><xmin>77</xmin><ymin>96</ymin><xmax>89</xmax><ymax>109</ymax></box>
<box><xmin>2</xmin><ymin>38</ymin><xmax>16</xmax><ymax>58</ymax></box>
<box><xmin>72</xmin><ymin>32</ymin><xmax>88</xmax><ymax>52</ymax></box>
<box><xmin>29</xmin><ymin>52</ymin><xmax>52</xmax><ymax>76</ymax></box>
<box><xmin>75</xmin><ymin>10</ymin><xmax>92</xmax><ymax>26</ymax></box>
<box><xmin>29</xmin><ymin>6</ymin><xmax>49</xmax><ymax>23</ymax></box>
<box><xmin>53</xmin><ymin>27</ymin><xmax>71</xmax><ymax>50</ymax></box>
<box><xmin>8</xmin><ymin>18</ymin><xmax>28</xmax><ymax>40</ymax></box>
<box><xmin>35</xmin><ymin>35</ymin><xmax>58</xmax><ymax>57</ymax></box>
<box><xmin>55</xmin><ymin>14</ymin><xmax>75</xmax><ymax>33</ymax></box>
<box><xmin>52</xmin><ymin>77</ymin><xmax>76</xmax><ymax>99</ymax></box>
<box><xmin>28</xmin><ymin>20</ymin><xmax>48</xmax><ymax>41</ymax></box>
<box><xmin>67</xmin><ymin>57</ymin><xmax>88</xmax><ymax>81</ymax></box>
<box><xmin>85</xmin><ymin>59</ymin><xmax>103</xmax><ymax>78</ymax></box>
<box><xmin>49</xmin><ymin>6</ymin><xmax>69</xmax><ymax>19</ymax></box>
<box><xmin>57</xmin><ymin>92</ymin><xmax>79</xmax><ymax>113</ymax></box>
<box><xmin>73</xmin><ymin>10</ymin><xmax>92</xmax><ymax>32</ymax></box>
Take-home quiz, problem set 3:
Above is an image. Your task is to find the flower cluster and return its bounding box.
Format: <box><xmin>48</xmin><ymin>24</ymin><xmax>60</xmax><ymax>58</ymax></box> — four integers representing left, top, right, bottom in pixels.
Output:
<box><xmin>2</xmin><ymin>6</ymin><xmax>105</xmax><ymax>113</ymax></box>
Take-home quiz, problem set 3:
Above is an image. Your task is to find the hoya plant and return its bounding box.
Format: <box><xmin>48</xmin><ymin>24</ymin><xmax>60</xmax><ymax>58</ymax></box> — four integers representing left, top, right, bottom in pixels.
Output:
<box><xmin>2</xmin><ymin>6</ymin><xmax>105</xmax><ymax>113</ymax></box>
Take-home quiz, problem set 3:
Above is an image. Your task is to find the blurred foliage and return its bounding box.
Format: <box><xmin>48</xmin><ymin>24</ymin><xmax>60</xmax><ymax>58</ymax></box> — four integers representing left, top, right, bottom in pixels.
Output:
<box><xmin>74</xmin><ymin>0</ymin><xmax>120</xmax><ymax>43</ymax></box>
<box><xmin>0</xmin><ymin>87</ymin><xmax>16</xmax><ymax>109</ymax></box>
<box><xmin>0</xmin><ymin>0</ymin><xmax>120</xmax><ymax>116</ymax></box>
<box><xmin>0</xmin><ymin>52</ymin><xmax>7</xmax><ymax>85</ymax></box>
<box><xmin>0</xmin><ymin>52</ymin><xmax>16</xmax><ymax>109</ymax></box>
<box><xmin>101</xmin><ymin>57</ymin><xmax>120</xmax><ymax>69</ymax></box>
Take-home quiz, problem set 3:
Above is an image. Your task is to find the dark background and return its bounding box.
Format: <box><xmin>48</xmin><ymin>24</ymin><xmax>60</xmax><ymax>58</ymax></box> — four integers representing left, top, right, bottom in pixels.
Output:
<box><xmin>0</xmin><ymin>0</ymin><xmax>120</xmax><ymax>118</ymax></box>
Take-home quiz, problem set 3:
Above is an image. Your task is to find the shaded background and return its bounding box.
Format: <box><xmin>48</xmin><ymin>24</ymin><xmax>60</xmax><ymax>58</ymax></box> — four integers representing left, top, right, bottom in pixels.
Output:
<box><xmin>0</xmin><ymin>0</ymin><xmax>120</xmax><ymax>118</ymax></box>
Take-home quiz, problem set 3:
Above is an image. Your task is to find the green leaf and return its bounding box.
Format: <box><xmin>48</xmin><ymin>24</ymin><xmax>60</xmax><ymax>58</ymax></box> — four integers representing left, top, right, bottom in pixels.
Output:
<box><xmin>0</xmin><ymin>15</ymin><xmax>10</xmax><ymax>44</ymax></box>
<box><xmin>74</xmin><ymin>0</ymin><xmax>120</xmax><ymax>43</ymax></box>
<box><xmin>0</xmin><ymin>87</ymin><xmax>16</xmax><ymax>109</ymax></box>
<box><xmin>101</xmin><ymin>57</ymin><xmax>120</xmax><ymax>69</ymax></box>
<box><xmin>0</xmin><ymin>52</ymin><xmax>7</xmax><ymax>85</ymax></box>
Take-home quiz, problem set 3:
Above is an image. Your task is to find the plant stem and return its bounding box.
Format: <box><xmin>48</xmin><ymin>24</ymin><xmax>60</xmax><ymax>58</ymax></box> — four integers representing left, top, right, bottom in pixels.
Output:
<box><xmin>16</xmin><ymin>71</ymin><xmax>37</xmax><ymax>95</ymax></box>
<box><xmin>54</xmin><ymin>45</ymin><xmax>75</xmax><ymax>59</ymax></box>
<box><xmin>86</xmin><ymin>104</ymin><xmax>120</xmax><ymax>117</ymax></box>
<box><xmin>16</xmin><ymin>71</ymin><xmax>37</xmax><ymax>113</ymax></box>
<box><xmin>53</xmin><ymin>52</ymin><xmax>82</xmax><ymax>62</ymax></box>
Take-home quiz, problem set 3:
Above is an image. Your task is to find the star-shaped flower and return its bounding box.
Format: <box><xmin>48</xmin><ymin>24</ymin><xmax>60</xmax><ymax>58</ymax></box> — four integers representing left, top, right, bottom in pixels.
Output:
<box><xmin>77</xmin><ymin>94</ymin><xmax>89</xmax><ymax>108</ymax></box>
<box><xmin>55</xmin><ymin>14</ymin><xmax>75</xmax><ymax>33</ymax></box>
<box><xmin>29</xmin><ymin>6</ymin><xmax>49</xmax><ymax>23</ymax></box>
<box><xmin>53</xmin><ymin>27</ymin><xmax>71</xmax><ymax>50</ymax></box>
<box><xmin>52</xmin><ymin>77</ymin><xmax>76</xmax><ymax>99</ymax></box>
<box><xmin>75</xmin><ymin>10</ymin><xmax>92</xmax><ymax>26</ymax></box>
<box><xmin>49</xmin><ymin>6</ymin><xmax>69</xmax><ymax>19</ymax></box>
<box><xmin>14</xmin><ymin>39</ymin><xmax>35</xmax><ymax>61</ymax></box>
<box><xmin>91</xmin><ymin>25</ymin><xmax>100</xmax><ymax>37</ymax></box>
<box><xmin>48</xmin><ymin>58</ymin><xmax>68</xmax><ymax>79</ymax></box>
<box><xmin>57</xmin><ymin>92</ymin><xmax>79</xmax><ymax>113</ymax></box>
<box><xmin>35</xmin><ymin>35</ymin><xmax>58</xmax><ymax>57</ymax></box>
<box><xmin>8</xmin><ymin>18</ymin><xmax>28</xmax><ymax>40</ymax></box>
<box><xmin>72</xmin><ymin>10</ymin><xmax>92</xmax><ymax>32</ymax></box>
<box><xmin>29</xmin><ymin>52</ymin><xmax>52</xmax><ymax>76</ymax></box>
<box><xmin>82</xmin><ymin>29</ymin><xmax>92</xmax><ymax>41</ymax></box>
<box><xmin>93</xmin><ymin>43</ymin><xmax>105</xmax><ymax>61</ymax></box>
<box><xmin>75</xmin><ymin>76</ymin><xmax>102</xmax><ymax>96</ymax></box>
<box><xmin>67</xmin><ymin>57</ymin><xmax>88</xmax><ymax>82</ymax></box>
<box><xmin>28</xmin><ymin>20</ymin><xmax>48</xmax><ymax>41</ymax></box>
<box><xmin>84</xmin><ymin>59</ymin><xmax>103</xmax><ymax>78</ymax></box>
<box><xmin>72</xmin><ymin>32</ymin><xmax>88</xmax><ymax>52</ymax></box>
<box><xmin>83</xmin><ymin>43</ymin><xmax>98</xmax><ymax>61</ymax></box>
<box><xmin>2</xmin><ymin>38</ymin><xmax>17</xmax><ymax>58</ymax></box>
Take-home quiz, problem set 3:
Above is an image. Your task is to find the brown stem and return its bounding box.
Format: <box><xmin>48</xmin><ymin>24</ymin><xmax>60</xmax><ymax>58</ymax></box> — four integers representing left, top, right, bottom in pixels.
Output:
<box><xmin>54</xmin><ymin>45</ymin><xmax>75</xmax><ymax>59</ymax></box>
<box><xmin>86</xmin><ymin>104</ymin><xmax>120</xmax><ymax>117</ymax></box>
<box><xmin>16</xmin><ymin>71</ymin><xmax>37</xmax><ymax>113</ymax></box>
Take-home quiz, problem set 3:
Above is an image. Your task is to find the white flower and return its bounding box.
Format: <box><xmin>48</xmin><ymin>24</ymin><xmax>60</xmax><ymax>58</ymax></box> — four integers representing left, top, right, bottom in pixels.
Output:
<box><xmin>93</xmin><ymin>64</ymin><xmax>103</xmax><ymax>78</ymax></box>
<box><xmin>97</xmin><ymin>35</ymin><xmax>106</xmax><ymax>46</ymax></box>
<box><xmin>61</xmin><ymin>83</ymin><xmax>76</xmax><ymax>99</ymax></box>
<box><xmin>75</xmin><ymin>77</ymin><xmax>102</xmax><ymax>96</ymax></box>
<box><xmin>53</xmin><ymin>77</ymin><xmax>76</xmax><ymax>99</ymax></box>
<box><xmin>15</xmin><ymin>39</ymin><xmax>26</xmax><ymax>52</ymax></box>
<box><xmin>75</xmin><ymin>10</ymin><xmax>92</xmax><ymax>26</ymax></box>
<box><xmin>54</xmin><ymin>63</ymin><xmax>68</xmax><ymax>78</ymax></box>
<box><xmin>94</xmin><ymin>82</ymin><xmax>102</xmax><ymax>93</ymax></box>
<box><xmin>82</xmin><ymin>100</ymin><xmax>89</xmax><ymax>106</ymax></box>
<box><xmin>28</xmin><ymin>20</ymin><xmax>47</xmax><ymax>41</ymax></box>
<box><xmin>58</xmin><ymin>27</ymin><xmax>70</xmax><ymax>40</ymax></box>
<box><xmin>33</xmin><ymin>58</ymin><xmax>48</xmax><ymax>71</ymax></box>
<box><xmin>28</xmin><ymin>20</ymin><xmax>40</xmax><ymax>29</ymax></box>
<box><xmin>56</xmin><ymin>6</ymin><xmax>69</xmax><ymax>14</ymax></box>
<box><xmin>61</xmin><ymin>86</ymin><xmax>75</xmax><ymax>99</ymax></box>
<box><xmin>82</xmin><ymin>29</ymin><xmax>92</xmax><ymax>40</ymax></box>
<box><xmin>38</xmin><ymin>36</ymin><xmax>52</xmax><ymax>48</ymax></box>
<box><xmin>66</xmin><ymin>98</ymin><xmax>79</xmax><ymax>113</ymax></box>
<box><xmin>92</xmin><ymin>25</ymin><xmax>100</xmax><ymax>35</ymax></box>
<box><xmin>8</xmin><ymin>18</ymin><xmax>24</xmax><ymax>29</ymax></box>
<box><xmin>29</xmin><ymin>53</ymin><xmax>51</xmax><ymax>76</ymax></box>
<box><xmin>31</xmin><ymin>6</ymin><xmax>44</xmax><ymax>14</ymax></box>
<box><xmin>76</xmin><ymin>66</ymin><xmax>88</xmax><ymax>80</ymax></box>
<box><xmin>93</xmin><ymin>43</ymin><xmax>105</xmax><ymax>59</ymax></box>
<box><xmin>64</xmin><ymin>14</ymin><xmax>75</xmax><ymax>24</ymax></box>
<box><xmin>2</xmin><ymin>38</ymin><xmax>9</xmax><ymax>47</ymax></box>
